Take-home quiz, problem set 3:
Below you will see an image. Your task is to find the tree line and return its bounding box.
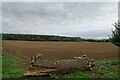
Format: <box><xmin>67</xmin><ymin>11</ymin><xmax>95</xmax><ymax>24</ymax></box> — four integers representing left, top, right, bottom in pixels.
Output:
<box><xmin>2</xmin><ymin>33</ymin><xmax>82</xmax><ymax>42</ymax></box>
<box><xmin>2</xmin><ymin>33</ymin><xmax>111</xmax><ymax>42</ymax></box>
<box><xmin>81</xmin><ymin>39</ymin><xmax>110</xmax><ymax>42</ymax></box>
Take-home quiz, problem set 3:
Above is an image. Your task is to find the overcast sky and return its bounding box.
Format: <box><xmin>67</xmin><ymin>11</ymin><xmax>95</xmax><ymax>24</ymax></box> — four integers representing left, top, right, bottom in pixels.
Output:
<box><xmin>2</xmin><ymin>2</ymin><xmax>118</xmax><ymax>39</ymax></box>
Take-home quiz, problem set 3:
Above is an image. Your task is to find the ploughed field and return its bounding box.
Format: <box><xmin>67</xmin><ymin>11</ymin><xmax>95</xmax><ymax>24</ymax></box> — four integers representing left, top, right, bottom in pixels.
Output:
<box><xmin>2</xmin><ymin>40</ymin><xmax>118</xmax><ymax>60</ymax></box>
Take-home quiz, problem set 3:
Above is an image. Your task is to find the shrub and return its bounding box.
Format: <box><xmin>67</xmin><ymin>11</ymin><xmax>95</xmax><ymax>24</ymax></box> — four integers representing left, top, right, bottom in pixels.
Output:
<box><xmin>110</xmin><ymin>21</ymin><xmax>120</xmax><ymax>47</ymax></box>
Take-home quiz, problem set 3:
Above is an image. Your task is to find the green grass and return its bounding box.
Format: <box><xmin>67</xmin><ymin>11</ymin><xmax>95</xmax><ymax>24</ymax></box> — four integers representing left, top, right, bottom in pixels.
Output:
<box><xmin>92</xmin><ymin>59</ymin><xmax>119</xmax><ymax>78</ymax></box>
<box><xmin>0</xmin><ymin>54</ymin><xmax>2</xmax><ymax>79</ymax></box>
<box><xmin>50</xmin><ymin>71</ymin><xmax>90</xmax><ymax>79</ymax></box>
<box><xmin>2</xmin><ymin>54</ymin><xmax>26</xmax><ymax>78</ymax></box>
<box><xmin>63</xmin><ymin>71</ymin><xmax>90</xmax><ymax>78</ymax></box>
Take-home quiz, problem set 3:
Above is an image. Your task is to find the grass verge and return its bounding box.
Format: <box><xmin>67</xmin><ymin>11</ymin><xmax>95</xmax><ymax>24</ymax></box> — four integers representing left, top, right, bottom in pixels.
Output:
<box><xmin>2</xmin><ymin>54</ymin><xmax>26</xmax><ymax>78</ymax></box>
<box><xmin>91</xmin><ymin>59</ymin><xmax>119</xmax><ymax>78</ymax></box>
<box><xmin>2</xmin><ymin>54</ymin><xmax>119</xmax><ymax>79</ymax></box>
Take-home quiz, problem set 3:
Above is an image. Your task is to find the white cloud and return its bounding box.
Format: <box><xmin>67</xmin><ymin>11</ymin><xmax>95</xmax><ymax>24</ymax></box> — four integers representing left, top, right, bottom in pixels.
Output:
<box><xmin>2</xmin><ymin>2</ymin><xmax>118</xmax><ymax>39</ymax></box>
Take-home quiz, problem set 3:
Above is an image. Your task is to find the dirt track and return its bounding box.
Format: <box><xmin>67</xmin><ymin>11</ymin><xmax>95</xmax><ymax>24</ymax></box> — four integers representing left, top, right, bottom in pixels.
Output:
<box><xmin>2</xmin><ymin>40</ymin><xmax>118</xmax><ymax>60</ymax></box>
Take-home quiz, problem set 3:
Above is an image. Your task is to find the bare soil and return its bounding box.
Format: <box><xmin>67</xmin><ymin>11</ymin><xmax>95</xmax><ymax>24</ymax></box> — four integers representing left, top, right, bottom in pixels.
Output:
<box><xmin>2</xmin><ymin>40</ymin><xmax>118</xmax><ymax>60</ymax></box>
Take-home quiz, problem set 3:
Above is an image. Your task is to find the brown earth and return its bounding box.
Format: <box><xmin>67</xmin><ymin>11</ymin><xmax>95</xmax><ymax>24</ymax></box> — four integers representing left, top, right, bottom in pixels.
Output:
<box><xmin>2</xmin><ymin>40</ymin><xmax>118</xmax><ymax>60</ymax></box>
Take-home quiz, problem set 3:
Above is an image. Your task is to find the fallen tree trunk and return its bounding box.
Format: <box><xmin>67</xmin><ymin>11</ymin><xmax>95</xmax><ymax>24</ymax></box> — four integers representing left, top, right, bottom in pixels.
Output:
<box><xmin>24</xmin><ymin>54</ymin><xmax>95</xmax><ymax>76</ymax></box>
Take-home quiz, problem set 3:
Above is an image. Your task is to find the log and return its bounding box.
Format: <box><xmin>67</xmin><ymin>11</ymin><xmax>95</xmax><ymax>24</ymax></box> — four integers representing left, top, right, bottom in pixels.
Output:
<box><xmin>24</xmin><ymin>54</ymin><xmax>95</xmax><ymax>76</ymax></box>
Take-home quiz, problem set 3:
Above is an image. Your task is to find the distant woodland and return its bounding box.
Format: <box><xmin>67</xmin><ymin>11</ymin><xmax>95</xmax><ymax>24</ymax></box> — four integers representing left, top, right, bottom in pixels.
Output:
<box><xmin>2</xmin><ymin>33</ymin><xmax>109</xmax><ymax>42</ymax></box>
<box><xmin>2</xmin><ymin>33</ymin><xmax>82</xmax><ymax>42</ymax></box>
